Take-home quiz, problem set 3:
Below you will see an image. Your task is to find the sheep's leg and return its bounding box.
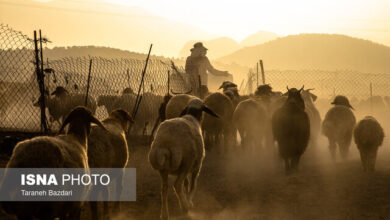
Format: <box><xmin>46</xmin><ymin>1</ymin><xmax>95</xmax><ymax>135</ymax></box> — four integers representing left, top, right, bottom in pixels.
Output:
<box><xmin>90</xmin><ymin>201</ymin><xmax>99</xmax><ymax>220</ymax></box>
<box><xmin>173</xmin><ymin>172</ymin><xmax>190</xmax><ymax>215</ymax></box>
<box><xmin>89</xmin><ymin>186</ymin><xmax>100</xmax><ymax>220</ymax></box>
<box><xmin>338</xmin><ymin>140</ymin><xmax>350</xmax><ymax>160</ymax></box>
<box><xmin>112</xmin><ymin>173</ymin><xmax>124</xmax><ymax>215</ymax></box>
<box><xmin>204</xmin><ymin>132</ymin><xmax>212</xmax><ymax>150</ymax></box>
<box><xmin>284</xmin><ymin>158</ymin><xmax>291</xmax><ymax>175</ymax></box>
<box><xmin>328</xmin><ymin>138</ymin><xmax>337</xmax><ymax>160</ymax></box>
<box><xmin>103</xmin><ymin>186</ymin><xmax>110</xmax><ymax>220</ymax></box>
<box><xmin>184</xmin><ymin>175</ymin><xmax>190</xmax><ymax>194</ymax></box>
<box><xmin>368</xmin><ymin>147</ymin><xmax>378</xmax><ymax>171</ymax></box>
<box><xmin>358</xmin><ymin>149</ymin><xmax>368</xmax><ymax>171</ymax></box>
<box><xmin>159</xmin><ymin>171</ymin><xmax>169</xmax><ymax>220</ymax></box>
<box><xmin>188</xmin><ymin>167</ymin><xmax>201</xmax><ymax>208</ymax></box>
<box><xmin>291</xmin><ymin>155</ymin><xmax>301</xmax><ymax>172</ymax></box>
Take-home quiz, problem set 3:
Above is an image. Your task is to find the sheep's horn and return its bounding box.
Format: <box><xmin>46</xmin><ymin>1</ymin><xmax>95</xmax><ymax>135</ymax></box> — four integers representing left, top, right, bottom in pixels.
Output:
<box><xmin>202</xmin><ymin>106</ymin><xmax>219</xmax><ymax>118</ymax></box>
<box><xmin>286</xmin><ymin>86</ymin><xmax>289</xmax><ymax>91</ymax></box>
<box><xmin>299</xmin><ymin>85</ymin><xmax>305</xmax><ymax>92</ymax></box>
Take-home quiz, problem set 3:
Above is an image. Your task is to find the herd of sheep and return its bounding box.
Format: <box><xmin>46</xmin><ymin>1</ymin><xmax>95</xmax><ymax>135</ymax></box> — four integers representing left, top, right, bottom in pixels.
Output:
<box><xmin>0</xmin><ymin>80</ymin><xmax>386</xmax><ymax>220</ymax></box>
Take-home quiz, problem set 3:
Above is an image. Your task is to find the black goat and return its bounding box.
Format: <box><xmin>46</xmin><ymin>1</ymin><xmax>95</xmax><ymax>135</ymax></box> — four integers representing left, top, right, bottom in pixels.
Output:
<box><xmin>272</xmin><ymin>86</ymin><xmax>310</xmax><ymax>174</ymax></box>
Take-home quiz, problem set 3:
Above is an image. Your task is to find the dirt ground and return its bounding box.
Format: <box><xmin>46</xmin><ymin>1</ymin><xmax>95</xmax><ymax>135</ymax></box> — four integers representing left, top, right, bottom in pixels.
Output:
<box><xmin>108</xmin><ymin>134</ymin><xmax>390</xmax><ymax>220</ymax></box>
<box><xmin>2</xmin><ymin>116</ymin><xmax>390</xmax><ymax>220</ymax></box>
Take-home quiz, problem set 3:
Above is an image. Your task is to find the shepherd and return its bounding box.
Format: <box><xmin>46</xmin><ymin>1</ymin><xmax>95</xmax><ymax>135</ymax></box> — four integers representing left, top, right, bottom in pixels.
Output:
<box><xmin>185</xmin><ymin>42</ymin><xmax>231</xmax><ymax>98</ymax></box>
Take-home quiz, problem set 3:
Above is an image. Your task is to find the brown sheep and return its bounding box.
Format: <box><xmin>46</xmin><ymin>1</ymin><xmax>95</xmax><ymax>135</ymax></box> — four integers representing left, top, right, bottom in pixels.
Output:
<box><xmin>322</xmin><ymin>95</ymin><xmax>356</xmax><ymax>159</ymax></box>
<box><xmin>354</xmin><ymin>116</ymin><xmax>384</xmax><ymax>171</ymax></box>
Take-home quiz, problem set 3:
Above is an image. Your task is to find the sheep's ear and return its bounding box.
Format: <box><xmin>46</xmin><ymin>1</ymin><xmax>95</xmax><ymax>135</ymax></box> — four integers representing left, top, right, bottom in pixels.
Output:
<box><xmin>112</xmin><ymin>109</ymin><xmax>134</xmax><ymax>123</ymax></box>
<box><xmin>202</xmin><ymin>106</ymin><xmax>219</xmax><ymax>118</ymax></box>
<box><xmin>180</xmin><ymin>107</ymin><xmax>188</xmax><ymax>117</ymax></box>
<box><xmin>310</xmin><ymin>93</ymin><xmax>318</xmax><ymax>102</ymax></box>
<box><xmin>58</xmin><ymin>114</ymin><xmax>71</xmax><ymax>134</ymax></box>
<box><xmin>89</xmin><ymin>115</ymin><xmax>107</xmax><ymax>131</ymax></box>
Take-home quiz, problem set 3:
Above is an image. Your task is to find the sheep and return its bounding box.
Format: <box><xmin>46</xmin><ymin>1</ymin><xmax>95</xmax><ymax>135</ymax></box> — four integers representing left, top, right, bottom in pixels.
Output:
<box><xmin>165</xmin><ymin>94</ymin><xmax>198</xmax><ymax>120</ymax></box>
<box><xmin>34</xmin><ymin>86</ymin><xmax>97</xmax><ymax>127</ymax></box>
<box><xmin>300</xmin><ymin>89</ymin><xmax>322</xmax><ymax>145</ymax></box>
<box><xmin>97</xmin><ymin>95</ymin><xmax>120</xmax><ymax>114</ymax></box>
<box><xmin>322</xmin><ymin>95</ymin><xmax>356</xmax><ymax>159</ymax></box>
<box><xmin>232</xmin><ymin>98</ymin><xmax>267</xmax><ymax>151</ymax></box>
<box><xmin>354</xmin><ymin>116</ymin><xmax>384</xmax><ymax>171</ymax></box>
<box><xmin>113</xmin><ymin>92</ymin><xmax>162</xmax><ymax>135</ymax></box>
<box><xmin>202</xmin><ymin>92</ymin><xmax>235</xmax><ymax>152</ymax></box>
<box><xmin>88</xmin><ymin>109</ymin><xmax>134</xmax><ymax>220</ymax></box>
<box><xmin>272</xmin><ymin>86</ymin><xmax>310</xmax><ymax>174</ymax></box>
<box><xmin>219</xmin><ymin>81</ymin><xmax>240</xmax><ymax>106</ymax></box>
<box><xmin>51</xmin><ymin>86</ymin><xmax>97</xmax><ymax>115</ymax></box>
<box><xmin>149</xmin><ymin>98</ymin><xmax>218</xmax><ymax>220</ymax></box>
<box><xmin>0</xmin><ymin>106</ymin><xmax>106</xmax><ymax>220</ymax></box>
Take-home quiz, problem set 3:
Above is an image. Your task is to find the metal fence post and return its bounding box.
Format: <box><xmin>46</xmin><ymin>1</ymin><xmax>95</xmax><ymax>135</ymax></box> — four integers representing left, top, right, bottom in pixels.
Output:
<box><xmin>34</xmin><ymin>30</ymin><xmax>48</xmax><ymax>134</ymax></box>
<box><xmin>260</xmin><ymin>59</ymin><xmax>265</xmax><ymax>85</ymax></box>
<box><xmin>85</xmin><ymin>59</ymin><xmax>93</xmax><ymax>107</ymax></box>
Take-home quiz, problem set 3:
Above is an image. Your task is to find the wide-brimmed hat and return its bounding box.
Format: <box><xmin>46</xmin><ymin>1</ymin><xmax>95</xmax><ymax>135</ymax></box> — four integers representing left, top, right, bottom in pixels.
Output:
<box><xmin>190</xmin><ymin>42</ymin><xmax>208</xmax><ymax>52</ymax></box>
<box><xmin>331</xmin><ymin>95</ymin><xmax>354</xmax><ymax>109</ymax></box>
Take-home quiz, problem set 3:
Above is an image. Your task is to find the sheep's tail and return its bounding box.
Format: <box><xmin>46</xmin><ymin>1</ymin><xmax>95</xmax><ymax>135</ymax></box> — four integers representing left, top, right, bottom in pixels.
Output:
<box><xmin>148</xmin><ymin>145</ymin><xmax>170</xmax><ymax>170</ymax></box>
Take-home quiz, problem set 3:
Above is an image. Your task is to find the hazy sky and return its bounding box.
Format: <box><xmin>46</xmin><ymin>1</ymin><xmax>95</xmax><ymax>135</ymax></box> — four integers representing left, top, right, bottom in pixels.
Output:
<box><xmin>105</xmin><ymin>0</ymin><xmax>390</xmax><ymax>42</ymax></box>
<box><xmin>1</xmin><ymin>0</ymin><xmax>390</xmax><ymax>56</ymax></box>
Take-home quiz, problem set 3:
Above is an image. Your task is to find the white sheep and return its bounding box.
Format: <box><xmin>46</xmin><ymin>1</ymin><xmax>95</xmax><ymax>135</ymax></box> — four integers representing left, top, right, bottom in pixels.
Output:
<box><xmin>87</xmin><ymin>109</ymin><xmax>134</xmax><ymax>219</ymax></box>
<box><xmin>34</xmin><ymin>87</ymin><xmax>97</xmax><ymax>127</ymax></box>
<box><xmin>149</xmin><ymin>98</ymin><xmax>218</xmax><ymax>220</ymax></box>
<box><xmin>97</xmin><ymin>94</ymin><xmax>120</xmax><ymax>115</ymax></box>
<box><xmin>165</xmin><ymin>94</ymin><xmax>198</xmax><ymax>120</ymax></box>
<box><xmin>300</xmin><ymin>89</ymin><xmax>322</xmax><ymax>145</ymax></box>
<box><xmin>0</xmin><ymin>106</ymin><xmax>106</xmax><ymax>220</ymax></box>
<box><xmin>354</xmin><ymin>116</ymin><xmax>384</xmax><ymax>171</ymax></box>
<box><xmin>114</xmin><ymin>92</ymin><xmax>162</xmax><ymax>135</ymax></box>
<box><xmin>51</xmin><ymin>86</ymin><xmax>97</xmax><ymax>116</ymax></box>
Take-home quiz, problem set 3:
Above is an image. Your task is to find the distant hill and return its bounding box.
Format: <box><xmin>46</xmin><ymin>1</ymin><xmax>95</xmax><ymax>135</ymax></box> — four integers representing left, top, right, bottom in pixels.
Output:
<box><xmin>239</xmin><ymin>31</ymin><xmax>279</xmax><ymax>47</ymax></box>
<box><xmin>218</xmin><ymin>34</ymin><xmax>390</xmax><ymax>73</ymax></box>
<box><xmin>44</xmin><ymin>46</ymin><xmax>167</xmax><ymax>60</ymax></box>
<box><xmin>178</xmin><ymin>31</ymin><xmax>279</xmax><ymax>59</ymax></box>
<box><xmin>177</xmin><ymin>37</ymin><xmax>240</xmax><ymax>59</ymax></box>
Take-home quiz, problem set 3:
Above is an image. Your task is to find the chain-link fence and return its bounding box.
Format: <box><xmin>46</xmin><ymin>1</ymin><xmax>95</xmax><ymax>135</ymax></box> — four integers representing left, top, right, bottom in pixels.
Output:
<box><xmin>45</xmin><ymin>57</ymin><xmax>192</xmax><ymax>134</ymax></box>
<box><xmin>244</xmin><ymin>69</ymin><xmax>390</xmax><ymax>100</ymax></box>
<box><xmin>0</xmin><ymin>24</ymin><xmax>39</xmax><ymax>132</ymax></box>
<box><xmin>0</xmin><ymin>24</ymin><xmax>194</xmax><ymax>134</ymax></box>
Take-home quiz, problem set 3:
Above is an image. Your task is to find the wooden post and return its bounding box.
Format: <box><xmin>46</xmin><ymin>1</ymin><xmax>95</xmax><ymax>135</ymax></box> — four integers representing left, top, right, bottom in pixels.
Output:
<box><xmin>198</xmin><ymin>75</ymin><xmax>202</xmax><ymax>98</ymax></box>
<box><xmin>256</xmin><ymin>62</ymin><xmax>259</xmax><ymax>87</ymax></box>
<box><xmin>34</xmin><ymin>30</ymin><xmax>48</xmax><ymax>133</ymax></box>
<box><xmin>85</xmin><ymin>59</ymin><xmax>93</xmax><ymax>107</ymax></box>
<box><xmin>260</xmin><ymin>60</ymin><xmax>265</xmax><ymax>84</ymax></box>
<box><xmin>370</xmin><ymin>82</ymin><xmax>373</xmax><ymax>113</ymax></box>
<box><xmin>167</xmin><ymin>70</ymin><xmax>170</xmax><ymax>95</ymax></box>
<box><xmin>132</xmin><ymin>44</ymin><xmax>153</xmax><ymax>119</ymax></box>
<box><xmin>126</xmin><ymin>68</ymin><xmax>130</xmax><ymax>85</ymax></box>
